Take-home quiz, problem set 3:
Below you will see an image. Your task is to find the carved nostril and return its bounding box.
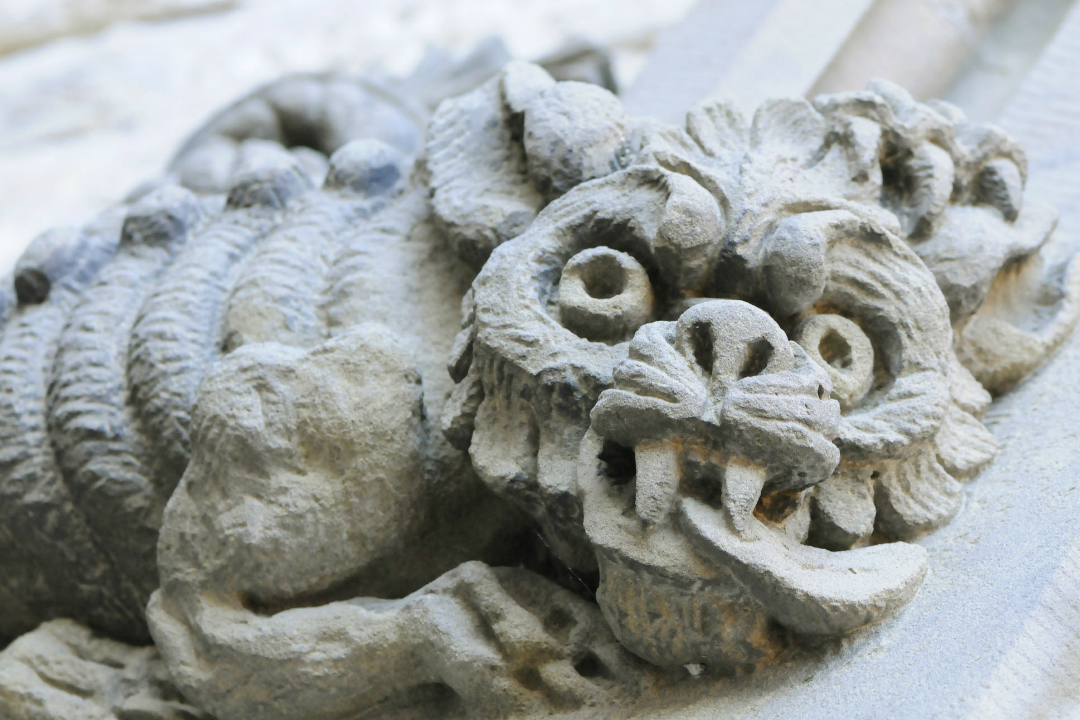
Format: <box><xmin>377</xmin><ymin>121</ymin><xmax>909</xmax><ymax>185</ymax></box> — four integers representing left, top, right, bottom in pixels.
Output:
<box><xmin>738</xmin><ymin>338</ymin><xmax>774</xmax><ymax>379</ymax></box>
<box><xmin>818</xmin><ymin>384</ymin><xmax>826</xmax><ymax>399</ymax></box>
<box><xmin>690</xmin><ymin>321</ymin><xmax>715</xmax><ymax>375</ymax></box>
<box><xmin>573</xmin><ymin>652</ymin><xmax>611</xmax><ymax>679</ymax></box>
<box><xmin>598</xmin><ymin>439</ymin><xmax>636</xmax><ymax>486</ymax></box>
<box><xmin>672</xmin><ymin>300</ymin><xmax>796</xmax><ymax>382</ymax></box>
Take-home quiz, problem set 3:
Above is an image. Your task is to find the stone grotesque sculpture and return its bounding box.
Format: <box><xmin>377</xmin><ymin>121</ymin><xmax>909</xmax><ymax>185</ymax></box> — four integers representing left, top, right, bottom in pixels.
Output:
<box><xmin>0</xmin><ymin>56</ymin><xmax>1075</xmax><ymax>720</ymax></box>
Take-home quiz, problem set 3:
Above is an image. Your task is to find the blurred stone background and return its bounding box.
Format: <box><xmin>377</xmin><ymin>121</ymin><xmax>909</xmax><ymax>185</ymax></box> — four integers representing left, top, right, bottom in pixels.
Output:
<box><xmin>1</xmin><ymin>0</ymin><xmax>1077</xmax><ymax>273</ymax></box>
<box><xmin>2</xmin><ymin>3</ymin><xmax>1080</xmax><ymax>718</ymax></box>
<box><xmin>0</xmin><ymin>0</ymin><xmax>696</xmax><ymax>273</ymax></box>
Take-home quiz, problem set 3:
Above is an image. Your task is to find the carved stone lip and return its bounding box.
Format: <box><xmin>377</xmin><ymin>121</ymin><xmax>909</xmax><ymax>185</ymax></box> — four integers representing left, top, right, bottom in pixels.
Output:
<box><xmin>578</xmin><ymin>427</ymin><xmax>928</xmax><ymax>668</ymax></box>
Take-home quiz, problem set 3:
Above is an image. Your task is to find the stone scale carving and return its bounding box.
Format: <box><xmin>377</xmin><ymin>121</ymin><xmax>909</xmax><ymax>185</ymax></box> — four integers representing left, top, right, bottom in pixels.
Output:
<box><xmin>0</xmin><ymin>53</ymin><xmax>1075</xmax><ymax>720</ymax></box>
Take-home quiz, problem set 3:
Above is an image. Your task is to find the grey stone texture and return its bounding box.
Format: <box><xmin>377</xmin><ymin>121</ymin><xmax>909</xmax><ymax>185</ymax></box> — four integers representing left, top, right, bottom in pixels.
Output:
<box><xmin>0</xmin><ymin>29</ymin><xmax>1077</xmax><ymax>720</ymax></box>
<box><xmin>0</xmin><ymin>619</ymin><xmax>210</xmax><ymax>720</ymax></box>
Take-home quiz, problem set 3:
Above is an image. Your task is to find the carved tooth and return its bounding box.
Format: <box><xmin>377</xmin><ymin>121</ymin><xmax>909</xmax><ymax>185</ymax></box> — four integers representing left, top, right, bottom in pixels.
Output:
<box><xmin>808</xmin><ymin>466</ymin><xmax>876</xmax><ymax>550</ymax></box>
<box><xmin>441</xmin><ymin>362</ymin><xmax>485</xmax><ymax>452</ymax></box>
<box><xmin>721</xmin><ymin>457</ymin><xmax>767</xmax><ymax>534</ymax></box>
<box><xmin>446</xmin><ymin>323</ymin><xmax>476</xmax><ymax>384</ymax></box>
<box><xmin>634</xmin><ymin>441</ymin><xmax>681</xmax><ymax>525</ymax></box>
<box><xmin>446</xmin><ymin>288</ymin><xmax>477</xmax><ymax>384</ymax></box>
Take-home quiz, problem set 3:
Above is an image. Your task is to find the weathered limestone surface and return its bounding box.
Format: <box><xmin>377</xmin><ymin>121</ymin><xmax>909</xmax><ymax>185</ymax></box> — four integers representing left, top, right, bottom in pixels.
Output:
<box><xmin>643</xmin><ymin>266</ymin><xmax>1080</xmax><ymax>720</ymax></box>
<box><xmin>0</xmin><ymin>620</ymin><xmax>209</xmax><ymax>720</ymax></box>
<box><xmin>157</xmin><ymin>64</ymin><xmax>1077</xmax><ymax>719</ymax></box>
<box><xmin>1</xmin><ymin>5</ymin><xmax>1080</xmax><ymax>717</ymax></box>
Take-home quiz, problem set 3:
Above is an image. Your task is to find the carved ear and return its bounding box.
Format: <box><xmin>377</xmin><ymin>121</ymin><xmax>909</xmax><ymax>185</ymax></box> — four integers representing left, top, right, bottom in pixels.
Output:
<box><xmin>426</xmin><ymin>61</ymin><xmax>630</xmax><ymax>268</ymax></box>
<box><xmin>956</xmin><ymin>248</ymin><xmax>1080</xmax><ymax>395</ymax></box>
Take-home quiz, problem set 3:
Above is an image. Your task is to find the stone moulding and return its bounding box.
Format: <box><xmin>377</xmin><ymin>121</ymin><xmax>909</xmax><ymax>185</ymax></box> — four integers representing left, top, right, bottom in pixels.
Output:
<box><xmin>0</xmin><ymin>56</ymin><xmax>1075</xmax><ymax>720</ymax></box>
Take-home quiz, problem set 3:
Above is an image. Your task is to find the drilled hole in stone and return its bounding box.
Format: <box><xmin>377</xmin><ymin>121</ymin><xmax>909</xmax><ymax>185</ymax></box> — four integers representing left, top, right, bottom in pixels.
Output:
<box><xmin>739</xmin><ymin>338</ymin><xmax>773</xmax><ymax>379</ymax></box>
<box><xmin>14</xmin><ymin>269</ymin><xmax>50</xmax><ymax>305</ymax></box>
<box><xmin>578</xmin><ymin>252</ymin><xmax>627</xmax><ymax>299</ymax></box>
<box><xmin>754</xmin><ymin>488</ymin><xmax>802</xmax><ymax>524</ymax></box>
<box><xmin>573</xmin><ymin>652</ymin><xmax>610</xmax><ymax>679</ymax></box>
<box><xmin>819</xmin><ymin>329</ymin><xmax>853</xmax><ymax>371</ymax></box>
<box><xmin>691</xmin><ymin>321</ymin><xmax>714</xmax><ymax>374</ymax></box>
<box><xmin>598</xmin><ymin>440</ymin><xmax>636</xmax><ymax>486</ymax></box>
<box><xmin>513</xmin><ymin>666</ymin><xmax>544</xmax><ymax>692</ymax></box>
<box><xmin>544</xmin><ymin>608</ymin><xmax>574</xmax><ymax>642</ymax></box>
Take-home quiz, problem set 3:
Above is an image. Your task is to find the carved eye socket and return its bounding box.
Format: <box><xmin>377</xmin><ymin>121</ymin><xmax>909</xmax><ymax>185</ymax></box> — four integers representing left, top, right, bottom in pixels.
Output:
<box><xmin>575</xmin><ymin>250</ymin><xmax>627</xmax><ymax>299</ymax></box>
<box><xmin>793</xmin><ymin>314</ymin><xmax>874</xmax><ymax>411</ymax></box>
<box><xmin>558</xmin><ymin>247</ymin><xmax>654</xmax><ymax>342</ymax></box>
<box><xmin>818</xmin><ymin>330</ymin><xmax>853</xmax><ymax>370</ymax></box>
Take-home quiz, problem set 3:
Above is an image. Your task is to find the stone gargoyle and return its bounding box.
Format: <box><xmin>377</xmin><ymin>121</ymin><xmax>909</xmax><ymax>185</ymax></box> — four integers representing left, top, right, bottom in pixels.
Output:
<box><xmin>0</xmin><ymin>57</ymin><xmax>1075</xmax><ymax>720</ymax></box>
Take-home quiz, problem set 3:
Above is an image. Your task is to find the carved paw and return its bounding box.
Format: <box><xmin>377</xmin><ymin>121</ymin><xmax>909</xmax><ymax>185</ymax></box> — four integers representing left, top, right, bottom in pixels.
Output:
<box><xmin>410</xmin><ymin>562</ymin><xmax>649</xmax><ymax>718</ymax></box>
<box><xmin>0</xmin><ymin>620</ymin><xmax>209</xmax><ymax>720</ymax></box>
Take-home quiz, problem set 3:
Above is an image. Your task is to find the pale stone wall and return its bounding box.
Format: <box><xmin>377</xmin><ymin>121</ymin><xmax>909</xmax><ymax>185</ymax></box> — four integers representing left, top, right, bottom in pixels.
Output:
<box><xmin>0</xmin><ymin>0</ymin><xmax>696</xmax><ymax>274</ymax></box>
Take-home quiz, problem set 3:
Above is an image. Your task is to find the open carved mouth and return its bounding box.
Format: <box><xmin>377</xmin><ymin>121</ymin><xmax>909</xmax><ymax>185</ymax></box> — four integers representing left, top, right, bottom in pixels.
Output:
<box><xmin>444</xmin><ymin>156</ymin><xmax>955</xmax><ymax>669</ymax></box>
<box><xmin>436</xmin><ymin>65</ymin><xmax>1044</xmax><ymax>674</ymax></box>
<box><xmin>579</xmin><ymin>299</ymin><xmax>927</xmax><ymax>668</ymax></box>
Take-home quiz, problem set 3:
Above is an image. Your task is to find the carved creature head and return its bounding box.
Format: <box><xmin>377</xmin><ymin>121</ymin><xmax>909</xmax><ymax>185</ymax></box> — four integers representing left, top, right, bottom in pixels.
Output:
<box><xmin>433</xmin><ymin>63</ymin><xmax>1080</xmax><ymax>669</ymax></box>
<box><xmin>2</xmin><ymin>50</ymin><xmax>1076</xmax><ymax>720</ymax></box>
